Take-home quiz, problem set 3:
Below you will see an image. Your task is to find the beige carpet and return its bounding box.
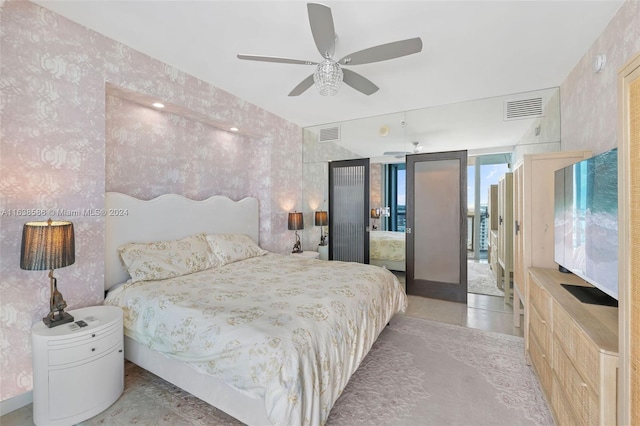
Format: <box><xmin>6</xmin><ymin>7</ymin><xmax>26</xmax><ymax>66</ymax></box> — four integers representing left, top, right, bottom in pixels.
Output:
<box><xmin>468</xmin><ymin>261</ymin><xmax>504</xmax><ymax>297</ymax></box>
<box><xmin>69</xmin><ymin>316</ymin><xmax>551</xmax><ymax>426</ymax></box>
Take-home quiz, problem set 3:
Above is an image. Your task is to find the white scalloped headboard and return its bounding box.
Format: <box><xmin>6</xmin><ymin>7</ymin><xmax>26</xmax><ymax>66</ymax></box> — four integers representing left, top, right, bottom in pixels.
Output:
<box><xmin>104</xmin><ymin>192</ymin><xmax>259</xmax><ymax>290</ymax></box>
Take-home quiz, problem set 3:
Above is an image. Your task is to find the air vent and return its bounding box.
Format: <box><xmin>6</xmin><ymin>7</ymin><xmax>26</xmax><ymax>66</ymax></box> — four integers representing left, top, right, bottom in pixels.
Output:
<box><xmin>504</xmin><ymin>97</ymin><xmax>545</xmax><ymax>121</ymax></box>
<box><xmin>319</xmin><ymin>126</ymin><xmax>340</xmax><ymax>142</ymax></box>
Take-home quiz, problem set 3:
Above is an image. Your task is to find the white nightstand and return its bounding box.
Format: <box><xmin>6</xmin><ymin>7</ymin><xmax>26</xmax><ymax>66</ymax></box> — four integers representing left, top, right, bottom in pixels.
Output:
<box><xmin>317</xmin><ymin>245</ymin><xmax>328</xmax><ymax>260</ymax></box>
<box><xmin>31</xmin><ymin>305</ymin><xmax>124</xmax><ymax>426</ymax></box>
<box><xmin>291</xmin><ymin>251</ymin><xmax>320</xmax><ymax>259</ymax></box>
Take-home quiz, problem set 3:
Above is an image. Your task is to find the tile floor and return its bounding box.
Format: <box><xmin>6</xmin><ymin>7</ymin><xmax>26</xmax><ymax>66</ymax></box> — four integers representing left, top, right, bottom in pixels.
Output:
<box><xmin>394</xmin><ymin>271</ymin><xmax>524</xmax><ymax>338</ymax></box>
<box><xmin>1</xmin><ymin>276</ymin><xmax>524</xmax><ymax>425</ymax></box>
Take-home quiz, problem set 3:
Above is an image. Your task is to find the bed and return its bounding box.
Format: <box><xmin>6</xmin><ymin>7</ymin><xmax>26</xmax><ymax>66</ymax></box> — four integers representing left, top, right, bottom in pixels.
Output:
<box><xmin>369</xmin><ymin>231</ymin><xmax>406</xmax><ymax>271</ymax></box>
<box><xmin>103</xmin><ymin>192</ymin><xmax>407</xmax><ymax>426</ymax></box>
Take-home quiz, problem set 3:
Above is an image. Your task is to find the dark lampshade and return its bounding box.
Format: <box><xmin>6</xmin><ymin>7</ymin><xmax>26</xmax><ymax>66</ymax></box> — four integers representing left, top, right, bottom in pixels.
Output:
<box><xmin>21</xmin><ymin>220</ymin><xmax>75</xmax><ymax>271</ymax></box>
<box><xmin>288</xmin><ymin>212</ymin><xmax>304</xmax><ymax>231</ymax></box>
<box><xmin>370</xmin><ymin>208</ymin><xmax>380</xmax><ymax>219</ymax></box>
<box><xmin>20</xmin><ymin>219</ymin><xmax>76</xmax><ymax>328</ymax></box>
<box><xmin>315</xmin><ymin>211</ymin><xmax>328</xmax><ymax>227</ymax></box>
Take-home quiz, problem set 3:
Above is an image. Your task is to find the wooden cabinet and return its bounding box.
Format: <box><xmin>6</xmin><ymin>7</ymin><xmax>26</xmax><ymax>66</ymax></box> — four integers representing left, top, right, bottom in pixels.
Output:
<box><xmin>513</xmin><ymin>151</ymin><xmax>591</xmax><ymax>334</ymax></box>
<box><xmin>489</xmin><ymin>230</ymin><xmax>499</xmax><ymax>285</ymax></box>
<box><xmin>488</xmin><ymin>184</ymin><xmax>498</xmax><ymax>231</ymax></box>
<box><xmin>527</xmin><ymin>268</ymin><xmax>618</xmax><ymax>426</ymax></box>
<box><xmin>32</xmin><ymin>306</ymin><xmax>124</xmax><ymax>425</ymax></box>
<box><xmin>497</xmin><ymin>173</ymin><xmax>513</xmax><ymax>304</ymax></box>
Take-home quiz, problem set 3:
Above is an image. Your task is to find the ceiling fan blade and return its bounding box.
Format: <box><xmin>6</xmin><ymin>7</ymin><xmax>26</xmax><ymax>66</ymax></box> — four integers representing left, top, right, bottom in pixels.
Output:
<box><xmin>342</xmin><ymin>69</ymin><xmax>379</xmax><ymax>95</ymax></box>
<box><xmin>288</xmin><ymin>74</ymin><xmax>315</xmax><ymax>96</ymax></box>
<box><xmin>237</xmin><ymin>54</ymin><xmax>317</xmax><ymax>65</ymax></box>
<box><xmin>339</xmin><ymin>37</ymin><xmax>423</xmax><ymax>66</ymax></box>
<box><xmin>307</xmin><ymin>3</ymin><xmax>335</xmax><ymax>58</ymax></box>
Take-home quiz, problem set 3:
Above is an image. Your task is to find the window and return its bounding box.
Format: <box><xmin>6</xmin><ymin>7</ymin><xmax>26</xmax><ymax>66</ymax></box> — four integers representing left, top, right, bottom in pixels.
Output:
<box><xmin>386</xmin><ymin>163</ymin><xmax>406</xmax><ymax>232</ymax></box>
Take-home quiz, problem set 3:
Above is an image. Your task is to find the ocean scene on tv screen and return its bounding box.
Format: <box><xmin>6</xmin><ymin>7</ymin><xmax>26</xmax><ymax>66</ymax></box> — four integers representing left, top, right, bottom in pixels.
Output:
<box><xmin>554</xmin><ymin>148</ymin><xmax>618</xmax><ymax>299</ymax></box>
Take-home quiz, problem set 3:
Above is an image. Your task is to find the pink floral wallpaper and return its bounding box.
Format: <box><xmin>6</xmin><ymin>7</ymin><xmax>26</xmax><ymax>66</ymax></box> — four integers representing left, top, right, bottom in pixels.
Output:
<box><xmin>106</xmin><ymin>94</ymin><xmax>253</xmax><ymax>201</ymax></box>
<box><xmin>0</xmin><ymin>0</ymin><xmax>301</xmax><ymax>402</ymax></box>
<box><xmin>561</xmin><ymin>0</ymin><xmax>640</xmax><ymax>155</ymax></box>
<box><xmin>1</xmin><ymin>0</ymin><xmax>637</xmax><ymax>408</ymax></box>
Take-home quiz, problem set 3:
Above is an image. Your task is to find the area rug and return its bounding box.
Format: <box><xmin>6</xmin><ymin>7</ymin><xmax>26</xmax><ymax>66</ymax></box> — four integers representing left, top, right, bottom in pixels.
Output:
<box><xmin>76</xmin><ymin>316</ymin><xmax>552</xmax><ymax>426</ymax></box>
<box><xmin>468</xmin><ymin>260</ymin><xmax>504</xmax><ymax>297</ymax></box>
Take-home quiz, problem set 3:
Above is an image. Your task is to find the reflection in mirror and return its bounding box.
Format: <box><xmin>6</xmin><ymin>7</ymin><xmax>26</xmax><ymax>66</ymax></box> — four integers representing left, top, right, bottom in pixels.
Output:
<box><xmin>302</xmin><ymin>87</ymin><xmax>561</xmax><ymax>269</ymax></box>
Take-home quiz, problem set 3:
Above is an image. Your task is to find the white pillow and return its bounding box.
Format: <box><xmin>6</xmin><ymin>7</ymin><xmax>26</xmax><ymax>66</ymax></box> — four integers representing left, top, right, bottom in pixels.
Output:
<box><xmin>206</xmin><ymin>234</ymin><xmax>267</xmax><ymax>265</ymax></box>
<box><xmin>118</xmin><ymin>233</ymin><xmax>216</xmax><ymax>283</ymax></box>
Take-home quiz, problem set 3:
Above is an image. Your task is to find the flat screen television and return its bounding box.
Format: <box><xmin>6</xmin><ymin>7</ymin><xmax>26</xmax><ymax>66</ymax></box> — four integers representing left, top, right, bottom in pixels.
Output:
<box><xmin>554</xmin><ymin>148</ymin><xmax>618</xmax><ymax>304</ymax></box>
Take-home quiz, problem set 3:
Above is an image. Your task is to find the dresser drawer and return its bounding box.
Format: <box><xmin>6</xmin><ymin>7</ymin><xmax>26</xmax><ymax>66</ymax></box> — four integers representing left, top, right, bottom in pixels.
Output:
<box><xmin>553</xmin><ymin>302</ymin><xmax>599</xmax><ymax>394</ymax></box>
<box><xmin>529</xmin><ymin>331</ymin><xmax>552</xmax><ymax>397</ymax></box>
<box><xmin>529</xmin><ymin>304</ymin><xmax>551</xmax><ymax>356</ymax></box>
<box><xmin>529</xmin><ymin>275</ymin><xmax>552</xmax><ymax>323</ymax></box>
<box><xmin>551</xmin><ymin>375</ymin><xmax>580</xmax><ymax>426</ymax></box>
<box><xmin>47</xmin><ymin>321</ymin><xmax>121</xmax><ymax>347</ymax></box>
<box><xmin>49</xmin><ymin>327</ymin><xmax>122</xmax><ymax>366</ymax></box>
<box><xmin>552</xmin><ymin>342</ymin><xmax>599</xmax><ymax>425</ymax></box>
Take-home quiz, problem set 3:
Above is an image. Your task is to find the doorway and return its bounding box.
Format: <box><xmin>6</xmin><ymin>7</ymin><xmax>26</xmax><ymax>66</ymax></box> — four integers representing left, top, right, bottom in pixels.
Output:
<box><xmin>328</xmin><ymin>158</ymin><xmax>370</xmax><ymax>263</ymax></box>
<box><xmin>406</xmin><ymin>150</ymin><xmax>467</xmax><ymax>303</ymax></box>
<box><xmin>467</xmin><ymin>154</ymin><xmax>511</xmax><ymax>297</ymax></box>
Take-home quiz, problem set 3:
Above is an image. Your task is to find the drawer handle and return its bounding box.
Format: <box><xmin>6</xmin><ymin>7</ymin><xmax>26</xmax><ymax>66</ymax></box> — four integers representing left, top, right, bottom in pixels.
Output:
<box><xmin>92</xmin><ymin>334</ymin><xmax>96</xmax><ymax>338</ymax></box>
<box><xmin>119</xmin><ymin>349</ymin><xmax>123</xmax><ymax>353</ymax></box>
<box><xmin>541</xmin><ymin>354</ymin><xmax>546</xmax><ymax>359</ymax></box>
<box><xmin>541</xmin><ymin>320</ymin><xmax>546</xmax><ymax>325</ymax></box>
<box><xmin>580</xmin><ymin>382</ymin><xmax>587</xmax><ymax>388</ymax></box>
<box><xmin>91</xmin><ymin>348</ymin><xmax>96</xmax><ymax>352</ymax></box>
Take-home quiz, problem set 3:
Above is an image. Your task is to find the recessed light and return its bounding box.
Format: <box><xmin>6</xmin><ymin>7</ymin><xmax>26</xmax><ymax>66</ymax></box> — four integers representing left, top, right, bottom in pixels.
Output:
<box><xmin>229</xmin><ymin>127</ymin><xmax>239</xmax><ymax>132</ymax></box>
<box><xmin>152</xmin><ymin>102</ymin><xmax>165</xmax><ymax>108</ymax></box>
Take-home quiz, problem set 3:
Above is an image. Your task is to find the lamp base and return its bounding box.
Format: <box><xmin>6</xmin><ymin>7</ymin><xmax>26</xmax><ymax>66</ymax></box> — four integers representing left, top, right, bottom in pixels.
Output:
<box><xmin>43</xmin><ymin>311</ymin><xmax>74</xmax><ymax>328</ymax></box>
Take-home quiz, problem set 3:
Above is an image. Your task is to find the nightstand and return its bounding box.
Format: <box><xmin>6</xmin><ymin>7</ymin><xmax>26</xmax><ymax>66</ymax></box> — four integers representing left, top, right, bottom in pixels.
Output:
<box><xmin>32</xmin><ymin>305</ymin><xmax>124</xmax><ymax>425</ymax></box>
<box><xmin>291</xmin><ymin>251</ymin><xmax>320</xmax><ymax>259</ymax></box>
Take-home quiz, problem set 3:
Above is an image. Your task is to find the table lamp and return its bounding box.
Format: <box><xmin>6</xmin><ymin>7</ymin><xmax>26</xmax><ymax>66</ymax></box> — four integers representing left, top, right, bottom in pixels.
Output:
<box><xmin>315</xmin><ymin>211</ymin><xmax>328</xmax><ymax>246</ymax></box>
<box><xmin>370</xmin><ymin>208</ymin><xmax>380</xmax><ymax>230</ymax></box>
<box><xmin>288</xmin><ymin>212</ymin><xmax>304</xmax><ymax>253</ymax></box>
<box><xmin>21</xmin><ymin>219</ymin><xmax>76</xmax><ymax>328</ymax></box>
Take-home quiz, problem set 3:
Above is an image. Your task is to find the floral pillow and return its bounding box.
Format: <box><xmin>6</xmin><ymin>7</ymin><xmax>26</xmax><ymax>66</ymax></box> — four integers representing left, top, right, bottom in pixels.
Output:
<box><xmin>206</xmin><ymin>234</ymin><xmax>267</xmax><ymax>266</ymax></box>
<box><xmin>118</xmin><ymin>233</ymin><xmax>217</xmax><ymax>283</ymax></box>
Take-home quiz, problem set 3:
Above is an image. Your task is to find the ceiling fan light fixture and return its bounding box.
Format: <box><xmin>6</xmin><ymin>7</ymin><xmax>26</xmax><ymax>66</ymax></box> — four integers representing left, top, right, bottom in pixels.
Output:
<box><xmin>313</xmin><ymin>58</ymin><xmax>343</xmax><ymax>96</ymax></box>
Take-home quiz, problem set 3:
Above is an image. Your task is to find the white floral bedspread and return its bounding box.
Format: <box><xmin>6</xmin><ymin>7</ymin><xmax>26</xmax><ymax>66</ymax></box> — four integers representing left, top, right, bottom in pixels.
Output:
<box><xmin>370</xmin><ymin>231</ymin><xmax>405</xmax><ymax>261</ymax></box>
<box><xmin>104</xmin><ymin>253</ymin><xmax>406</xmax><ymax>426</ymax></box>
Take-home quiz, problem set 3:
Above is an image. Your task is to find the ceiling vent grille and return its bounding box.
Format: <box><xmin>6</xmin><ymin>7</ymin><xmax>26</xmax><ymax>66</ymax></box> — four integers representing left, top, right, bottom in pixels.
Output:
<box><xmin>504</xmin><ymin>97</ymin><xmax>545</xmax><ymax>121</ymax></box>
<box><xmin>319</xmin><ymin>126</ymin><xmax>340</xmax><ymax>142</ymax></box>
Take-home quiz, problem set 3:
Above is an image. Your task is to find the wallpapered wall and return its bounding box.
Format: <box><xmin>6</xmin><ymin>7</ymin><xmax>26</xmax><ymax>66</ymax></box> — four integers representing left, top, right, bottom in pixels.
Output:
<box><xmin>561</xmin><ymin>0</ymin><xmax>640</xmax><ymax>155</ymax></box>
<box><xmin>301</xmin><ymin>128</ymin><xmax>361</xmax><ymax>251</ymax></box>
<box><xmin>105</xmin><ymin>95</ymin><xmax>259</xmax><ymax>202</ymax></box>
<box><xmin>0</xmin><ymin>0</ymin><xmax>301</xmax><ymax>402</ymax></box>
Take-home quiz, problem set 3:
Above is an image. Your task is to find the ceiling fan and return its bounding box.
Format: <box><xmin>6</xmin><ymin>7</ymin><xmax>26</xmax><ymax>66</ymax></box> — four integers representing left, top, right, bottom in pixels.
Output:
<box><xmin>383</xmin><ymin>141</ymin><xmax>423</xmax><ymax>158</ymax></box>
<box><xmin>237</xmin><ymin>3</ymin><xmax>423</xmax><ymax>97</ymax></box>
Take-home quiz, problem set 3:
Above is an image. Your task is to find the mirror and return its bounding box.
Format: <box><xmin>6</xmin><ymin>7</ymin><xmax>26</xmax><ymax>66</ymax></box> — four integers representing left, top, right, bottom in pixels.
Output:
<box><xmin>301</xmin><ymin>87</ymin><xmax>561</xmax><ymax>267</ymax></box>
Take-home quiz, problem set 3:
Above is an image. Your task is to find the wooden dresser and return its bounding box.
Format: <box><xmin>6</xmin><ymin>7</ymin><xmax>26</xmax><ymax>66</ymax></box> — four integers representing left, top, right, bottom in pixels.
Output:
<box><xmin>513</xmin><ymin>151</ymin><xmax>591</xmax><ymax>334</ymax></box>
<box><xmin>527</xmin><ymin>267</ymin><xmax>618</xmax><ymax>425</ymax></box>
<box><xmin>497</xmin><ymin>172</ymin><xmax>513</xmax><ymax>304</ymax></box>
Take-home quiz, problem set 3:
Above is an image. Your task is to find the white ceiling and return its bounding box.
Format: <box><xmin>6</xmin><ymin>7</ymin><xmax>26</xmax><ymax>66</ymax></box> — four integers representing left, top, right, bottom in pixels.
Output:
<box><xmin>34</xmin><ymin>1</ymin><xmax>623</xmax><ymax>129</ymax></box>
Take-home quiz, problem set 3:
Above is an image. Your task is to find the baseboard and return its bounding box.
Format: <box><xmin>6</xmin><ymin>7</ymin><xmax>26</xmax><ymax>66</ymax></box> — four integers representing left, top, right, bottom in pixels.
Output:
<box><xmin>0</xmin><ymin>391</ymin><xmax>32</xmax><ymax>416</ymax></box>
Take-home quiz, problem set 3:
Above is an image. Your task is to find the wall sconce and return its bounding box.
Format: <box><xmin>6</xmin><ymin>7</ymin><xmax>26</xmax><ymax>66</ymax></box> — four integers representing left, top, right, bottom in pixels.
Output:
<box><xmin>315</xmin><ymin>211</ymin><xmax>328</xmax><ymax>246</ymax></box>
<box><xmin>21</xmin><ymin>219</ymin><xmax>76</xmax><ymax>328</ymax></box>
<box><xmin>288</xmin><ymin>212</ymin><xmax>304</xmax><ymax>253</ymax></box>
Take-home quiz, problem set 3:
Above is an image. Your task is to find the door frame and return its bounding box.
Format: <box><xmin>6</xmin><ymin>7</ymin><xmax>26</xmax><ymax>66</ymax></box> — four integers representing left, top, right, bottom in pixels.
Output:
<box><xmin>328</xmin><ymin>158</ymin><xmax>370</xmax><ymax>263</ymax></box>
<box><xmin>406</xmin><ymin>150</ymin><xmax>467</xmax><ymax>303</ymax></box>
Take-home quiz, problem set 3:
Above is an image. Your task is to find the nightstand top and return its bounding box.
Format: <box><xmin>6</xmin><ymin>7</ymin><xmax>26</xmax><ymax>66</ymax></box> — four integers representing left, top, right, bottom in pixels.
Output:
<box><xmin>32</xmin><ymin>305</ymin><xmax>122</xmax><ymax>337</ymax></box>
<box><xmin>291</xmin><ymin>251</ymin><xmax>320</xmax><ymax>259</ymax></box>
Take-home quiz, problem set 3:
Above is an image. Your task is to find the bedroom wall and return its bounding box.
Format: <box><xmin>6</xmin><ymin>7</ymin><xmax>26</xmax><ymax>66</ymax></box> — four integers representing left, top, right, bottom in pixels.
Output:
<box><xmin>560</xmin><ymin>0</ymin><xmax>640</xmax><ymax>155</ymax></box>
<box><xmin>105</xmin><ymin>95</ymin><xmax>257</xmax><ymax>201</ymax></box>
<box><xmin>0</xmin><ymin>0</ymin><xmax>301</xmax><ymax>403</ymax></box>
